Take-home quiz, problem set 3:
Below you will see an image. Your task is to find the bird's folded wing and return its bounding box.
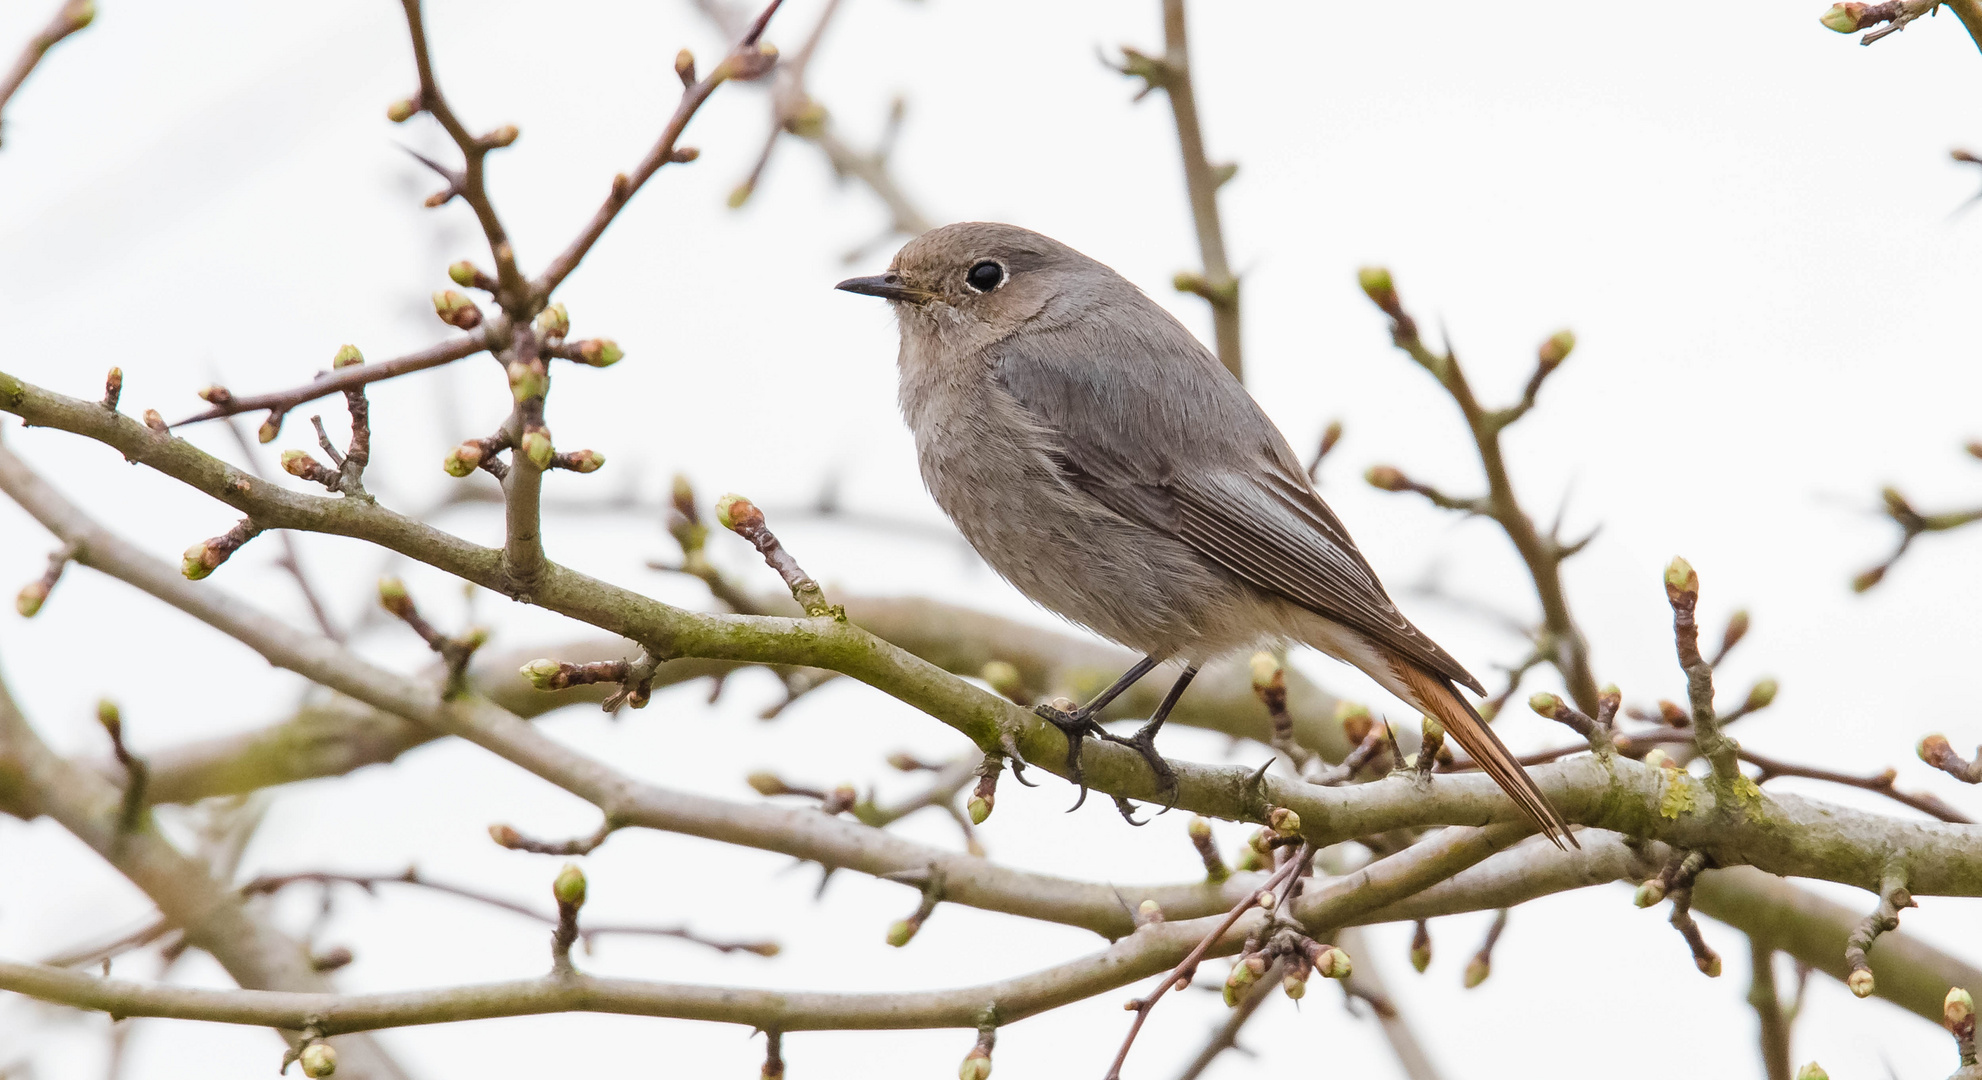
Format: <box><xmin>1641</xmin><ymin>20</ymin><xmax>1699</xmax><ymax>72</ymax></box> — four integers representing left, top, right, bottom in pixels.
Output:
<box><xmin>993</xmin><ymin>327</ymin><xmax>1484</xmax><ymax>694</ymax></box>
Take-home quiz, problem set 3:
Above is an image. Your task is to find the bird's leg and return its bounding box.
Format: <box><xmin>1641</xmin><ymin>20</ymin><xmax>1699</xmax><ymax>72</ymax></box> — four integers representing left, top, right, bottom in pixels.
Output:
<box><xmin>1034</xmin><ymin>655</ymin><xmax>1160</xmax><ymax>810</ymax></box>
<box><xmin>1100</xmin><ymin>665</ymin><xmax>1198</xmax><ymax>814</ymax></box>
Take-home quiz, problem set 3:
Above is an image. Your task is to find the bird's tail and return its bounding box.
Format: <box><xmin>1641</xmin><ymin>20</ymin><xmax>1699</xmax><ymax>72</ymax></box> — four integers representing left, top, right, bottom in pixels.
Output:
<box><xmin>1389</xmin><ymin>660</ymin><xmax>1578</xmax><ymax>850</ymax></box>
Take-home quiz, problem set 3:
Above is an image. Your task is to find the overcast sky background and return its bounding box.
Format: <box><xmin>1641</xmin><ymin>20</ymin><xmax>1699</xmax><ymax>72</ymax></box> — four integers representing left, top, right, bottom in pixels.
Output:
<box><xmin>2</xmin><ymin>0</ymin><xmax>1980</xmax><ymax>1077</ymax></box>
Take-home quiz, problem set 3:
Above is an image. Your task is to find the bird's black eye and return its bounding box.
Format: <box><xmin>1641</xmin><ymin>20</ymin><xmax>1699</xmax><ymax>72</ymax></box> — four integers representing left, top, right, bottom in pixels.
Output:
<box><xmin>965</xmin><ymin>260</ymin><xmax>1005</xmax><ymax>293</ymax></box>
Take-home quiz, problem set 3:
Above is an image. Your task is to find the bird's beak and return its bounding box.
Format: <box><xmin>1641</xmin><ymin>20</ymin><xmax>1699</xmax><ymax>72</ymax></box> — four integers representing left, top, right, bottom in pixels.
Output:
<box><xmin>835</xmin><ymin>273</ymin><xmax>925</xmax><ymax>304</ymax></box>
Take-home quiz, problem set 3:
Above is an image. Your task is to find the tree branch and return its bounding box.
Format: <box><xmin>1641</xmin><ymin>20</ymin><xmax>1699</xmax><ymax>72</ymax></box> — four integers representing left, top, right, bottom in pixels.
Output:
<box><xmin>0</xmin><ymin>0</ymin><xmax>93</xmax><ymax>148</ymax></box>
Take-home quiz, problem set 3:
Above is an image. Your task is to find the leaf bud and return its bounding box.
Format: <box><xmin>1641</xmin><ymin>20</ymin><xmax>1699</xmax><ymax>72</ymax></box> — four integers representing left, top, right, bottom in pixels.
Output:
<box><xmin>1744</xmin><ymin>679</ymin><xmax>1778</xmax><ymax>712</ymax></box>
<box><xmin>299</xmin><ymin>1042</ymin><xmax>337</xmax><ymax>1078</ymax></box>
<box><xmin>574</xmin><ymin>338</ymin><xmax>623</xmax><ymax>367</ymax></box>
<box><xmin>1464</xmin><ymin>955</ymin><xmax>1490</xmax><ymax>988</ymax></box>
<box><xmin>552</xmin><ymin>863</ymin><xmax>586</xmax><ymax>908</ymax></box>
<box><xmin>1847</xmin><ymin>968</ymin><xmax>1875</xmax><ymax>997</ymax></box>
<box><xmin>535</xmin><ymin>302</ymin><xmax>570</xmax><ymax>340</ymax></box>
<box><xmin>1364</xmin><ymin>465</ymin><xmax>1408</xmax><ymax>492</ymax></box>
<box><xmin>1819</xmin><ymin>3</ymin><xmax>1866</xmax><ymax>32</ymax></box>
<box><xmin>1357</xmin><ymin>266</ymin><xmax>1397</xmax><ymax>309</ymax></box>
<box><xmin>431</xmin><ymin>290</ymin><xmax>482</xmax><ymax>329</ymax></box>
<box><xmin>386</xmin><ymin>97</ymin><xmax>418</xmax><ymax>122</ymax></box>
<box><xmin>520</xmin><ymin>429</ymin><xmax>554</xmax><ymax>470</ymax></box>
<box><xmin>443</xmin><ymin>441</ymin><xmax>483</xmax><ymax>478</ymax></box>
<box><xmin>1945</xmin><ymin>986</ymin><xmax>1974</xmax><ymax>1030</ymax></box>
<box><xmin>16</xmin><ymin>580</ymin><xmax>49</xmax><ymax>618</ymax></box>
<box><xmin>1537</xmin><ymin>329</ymin><xmax>1576</xmax><ymax>368</ymax></box>
<box><xmin>376</xmin><ymin>576</ymin><xmax>413</xmax><ymax>618</ymax></box>
<box><xmin>519</xmin><ymin>659</ymin><xmax>563</xmax><ymax>690</ymax></box>
<box><xmin>1663</xmin><ymin>556</ymin><xmax>1698</xmax><ymax>601</ymax></box>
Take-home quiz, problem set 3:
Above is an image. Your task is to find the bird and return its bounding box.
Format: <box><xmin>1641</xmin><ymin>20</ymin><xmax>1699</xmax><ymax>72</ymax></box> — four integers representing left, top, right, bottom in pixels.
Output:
<box><xmin>836</xmin><ymin>221</ymin><xmax>1574</xmax><ymax>848</ymax></box>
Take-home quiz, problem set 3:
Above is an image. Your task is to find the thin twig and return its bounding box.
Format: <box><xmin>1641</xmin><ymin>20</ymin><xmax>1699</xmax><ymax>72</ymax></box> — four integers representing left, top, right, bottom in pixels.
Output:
<box><xmin>1116</xmin><ymin>0</ymin><xmax>1241</xmax><ymax>379</ymax></box>
<box><xmin>0</xmin><ymin>0</ymin><xmax>94</xmax><ymax>147</ymax></box>
<box><xmin>239</xmin><ymin>869</ymin><xmax>778</xmax><ymax>956</ymax></box>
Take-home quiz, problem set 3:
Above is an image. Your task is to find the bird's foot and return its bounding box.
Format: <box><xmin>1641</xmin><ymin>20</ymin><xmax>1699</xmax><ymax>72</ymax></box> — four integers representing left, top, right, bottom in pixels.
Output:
<box><xmin>1100</xmin><ymin>725</ymin><xmax>1181</xmax><ymax>813</ymax></box>
<box><xmin>1033</xmin><ymin>701</ymin><xmax>1103</xmax><ymax>811</ymax></box>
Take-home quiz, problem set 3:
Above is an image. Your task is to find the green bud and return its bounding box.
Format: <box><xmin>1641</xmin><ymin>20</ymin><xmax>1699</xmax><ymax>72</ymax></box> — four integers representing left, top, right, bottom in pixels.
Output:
<box><xmin>443</xmin><ymin>441</ymin><xmax>482</xmax><ymax>478</ymax></box>
<box><xmin>520</xmin><ymin>429</ymin><xmax>554</xmax><ymax>470</ymax></box>
<box><xmin>968</xmin><ymin>795</ymin><xmax>992</xmax><ymax>824</ymax></box>
<box><xmin>1663</xmin><ymin>556</ymin><xmax>1698</xmax><ymax>600</ymax></box>
<box><xmin>508</xmin><ymin>361</ymin><xmax>548</xmax><ymax>403</ymax></box>
<box><xmin>258</xmin><ymin>416</ymin><xmax>281</xmax><ymax>443</ymax></box>
<box><xmin>746</xmin><ymin>771</ymin><xmax>787</xmax><ymax>796</ymax></box>
<box><xmin>958</xmin><ymin>1047</ymin><xmax>993</xmax><ymax>1080</ymax></box>
<box><xmin>1410</xmin><ymin>938</ymin><xmax>1431</xmax><ymax>974</ymax></box>
<box><xmin>1357</xmin><ymin>266</ymin><xmax>1396</xmax><ymax>308</ymax></box>
<box><xmin>280</xmin><ymin>450</ymin><xmax>313</xmax><ymax>477</ymax></box>
<box><xmin>1248</xmin><ymin>650</ymin><xmax>1279</xmax><ymax>690</ymax></box>
<box><xmin>978</xmin><ymin>659</ymin><xmax>1022</xmax><ymax>699</ymax></box>
<box><xmin>16</xmin><ymin>580</ymin><xmax>49</xmax><ymax>618</ymax></box>
<box><xmin>1796</xmin><ymin>1065</ymin><xmax>1829</xmax><ymax>1080</ymax></box>
<box><xmin>1642</xmin><ymin>747</ymin><xmax>1675</xmax><ymax>771</ymax></box>
<box><xmin>331</xmin><ymin>344</ymin><xmax>364</xmax><ymax>368</ymax></box>
<box><xmin>1744</xmin><ymin>679</ymin><xmax>1778</xmax><ymax>711</ymax></box>
<box><xmin>1848</xmin><ymin>968</ymin><xmax>1874</xmax><ymax>998</ymax></box>
<box><xmin>1364</xmin><ymin>465</ymin><xmax>1408</xmax><ymax>492</ymax></box>
<box><xmin>1851</xmin><ymin>565</ymin><xmax>1886</xmax><ymax>593</ymax></box>
<box><xmin>575</xmin><ymin>338</ymin><xmax>623</xmax><ymax>367</ymax></box>
<box><xmin>447</xmin><ymin>261</ymin><xmax>479</xmax><ymax>288</ymax></box>
<box><xmin>553</xmin><ymin>863</ymin><xmax>586</xmax><ymax>908</ymax></box>
<box><xmin>1267</xmin><ymin>807</ymin><xmax>1301</xmax><ymax>836</ymax></box>
<box><xmin>431</xmin><ymin>290</ymin><xmax>482</xmax><ymax>330</ymax></box>
<box><xmin>1188</xmin><ymin>816</ymin><xmax>1212</xmax><ymax>841</ymax></box>
<box><xmin>1945</xmin><ymin>986</ymin><xmax>1973</xmax><ymax>1029</ymax></box>
<box><xmin>1222</xmin><ymin>957</ymin><xmax>1259</xmax><ymax>1006</ymax></box>
<box><xmin>485</xmin><ymin>124</ymin><xmax>519</xmax><ymax>148</ymax></box>
<box><xmin>299</xmin><ymin>1042</ymin><xmax>337</xmax><ymax>1078</ymax></box>
<box><xmin>519</xmin><ymin>658</ymin><xmax>563</xmax><ymax>690</ymax></box>
<box><xmin>1464</xmin><ymin>956</ymin><xmax>1489</xmax><ymax>988</ymax></box>
<box><xmin>1314</xmin><ymin>945</ymin><xmax>1352</xmax><ymax>980</ymax></box>
<box><xmin>886</xmin><ymin>919</ymin><xmax>916</xmax><ymax>947</ymax></box>
<box><xmin>1282</xmin><ymin>972</ymin><xmax>1307</xmax><ymax>1000</ymax></box>
<box><xmin>728</xmin><ymin>181</ymin><xmax>755</xmax><ymax>209</ymax></box>
<box><xmin>1699</xmin><ymin>953</ymin><xmax>1722</xmax><ymax>978</ymax></box>
<box><xmin>1537</xmin><ymin>329</ymin><xmax>1576</xmax><ymax>367</ymax></box>
<box><xmin>1136</xmin><ymin>899</ymin><xmax>1162</xmax><ymax>924</ymax></box>
<box><xmin>674</xmin><ymin>49</ymin><xmax>696</xmax><ymax>85</ymax></box>
<box><xmin>386</xmin><ymin>97</ymin><xmax>418</xmax><ymax>123</ymax></box>
<box><xmin>181</xmin><ymin>541</ymin><xmax>216</xmax><ymax>580</ymax></box>
<box><xmin>564</xmin><ymin>449</ymin><xmax>606</xmax><ymax>474</ymax></box>
<box><xmin>96</xmin><ymin>699</ymin><xmax>121</xmax><ymax>736</ymax></box>
<box><xmin>535</xmin><ymin>302</ymin><xmax>570</xmax><ymax>340</ymax></box>
<box><xmin>714</xmin><ymin>493</ymin><xmax>754</xmax><ymax>531</ymax></box>
<box><xmin>1819</xmin><ymin>3</ymin><xmax>1865</xmax><ymax>32</ymax></box>
<box><xmin>1528</xmin><ymin>692</ymin><xmax>1561</xmax><ymax>716</ymax></box>
<box><xmin>1634</xmin><ymin>879</ymin><xmax>1667</xmax><ymax>908</ymax></box>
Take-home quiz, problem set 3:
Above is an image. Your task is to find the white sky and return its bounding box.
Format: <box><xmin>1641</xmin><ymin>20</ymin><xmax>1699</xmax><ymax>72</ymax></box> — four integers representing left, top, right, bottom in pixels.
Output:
<box><xmin>2</xmin><ymin>1</ymin><xmax>1980</xmax><ymax>1077</ymax></box>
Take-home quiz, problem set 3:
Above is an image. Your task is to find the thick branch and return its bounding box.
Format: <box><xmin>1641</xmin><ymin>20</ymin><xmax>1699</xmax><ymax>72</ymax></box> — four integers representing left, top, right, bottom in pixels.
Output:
<box><xmin>7</xmin><ymin>383</ymin><xmax>1982</xmax><ymax>902</ymax></box>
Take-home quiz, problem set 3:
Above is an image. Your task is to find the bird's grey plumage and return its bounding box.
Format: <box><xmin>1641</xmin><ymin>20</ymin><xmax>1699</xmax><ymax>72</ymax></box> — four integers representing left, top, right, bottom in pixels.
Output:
<box><xmin>840</xmin><ymin>221</ymin><xmax>1572</xmax><ymax>846</ymax></box>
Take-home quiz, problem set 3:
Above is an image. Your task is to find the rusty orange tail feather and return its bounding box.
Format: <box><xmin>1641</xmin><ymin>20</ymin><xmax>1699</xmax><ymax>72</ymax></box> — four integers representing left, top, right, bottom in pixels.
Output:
<box><xmin>1394</xmin><ymin>662</ymin><xmax>1577</xmax><ymax>849</ymax></box>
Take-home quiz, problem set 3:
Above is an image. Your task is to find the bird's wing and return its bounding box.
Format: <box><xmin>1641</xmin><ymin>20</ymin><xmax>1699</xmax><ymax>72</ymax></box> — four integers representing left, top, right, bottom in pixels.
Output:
<box><xmin>991</xmin><ymin>319</ymin><xmax>1484</xmax><ymax>694</ymax></box>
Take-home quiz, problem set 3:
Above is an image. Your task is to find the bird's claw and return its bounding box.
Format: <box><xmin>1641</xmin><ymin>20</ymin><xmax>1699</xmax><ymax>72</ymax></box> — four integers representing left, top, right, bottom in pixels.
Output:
<box><xmin>1101</xmin><ymin>727</ymin><xmax>1181</xmax><ymax>813</ymax></box>
<box><xmin>1034</xmin><ymin>702</ymin><xmax>1100</xmax><ymax>811</ymax></box>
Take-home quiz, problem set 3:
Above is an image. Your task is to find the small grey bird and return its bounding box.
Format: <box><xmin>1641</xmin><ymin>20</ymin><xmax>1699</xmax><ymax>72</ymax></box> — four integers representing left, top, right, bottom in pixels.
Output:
<box><xmin>837</xmin><ymin>222</ymin><xmax>1573</xmax><ymax>847</ymax></box>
